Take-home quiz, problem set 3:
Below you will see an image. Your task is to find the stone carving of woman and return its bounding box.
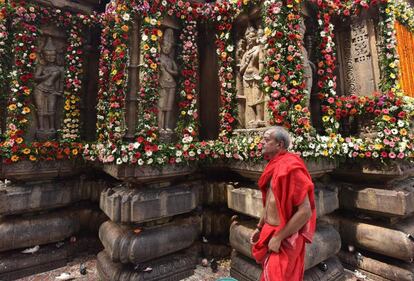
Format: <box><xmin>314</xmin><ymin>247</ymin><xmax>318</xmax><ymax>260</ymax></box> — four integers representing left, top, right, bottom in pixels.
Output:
<box><xmin>158</xmin><ymin>28</ymin><xmax>178</xmax><ymax>131</ymax></box>
<box><xmin>298</xmin><ymin>19</ymin><xmax>315</xmax><ymax>109</ymax></box>
<box><xmin>236</xmin><ymin>38</ymin><xmax>247</xmax><ymax>128</ymax></box>
<box><xmin>33</xmin><ymin>37</ymin><xmax>64</xmax><ymax>140</ymax></box>
<box><xmin>239</xmin><ymin>26</ymin><xmax>265</xmax><ymax>128</ymax></box>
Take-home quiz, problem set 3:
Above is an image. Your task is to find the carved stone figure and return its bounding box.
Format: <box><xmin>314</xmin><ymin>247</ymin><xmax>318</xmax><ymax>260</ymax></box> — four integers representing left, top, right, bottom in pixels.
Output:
<box><xmin>235</xmin><ymin>38</ymin><xmax>247</xmax><ymax>128</ymax></box>
<box><xmin>34</xmin><ymin>37</ymin><xmax>64</xmax><ymax>140</ymax></box>
<box><xmin>158</xmin><ymin>28</ymin><xmax>178</xmax><ymax>132</ymax></box>
<box><xmin>240</xmin><ymin>26</ymin><xmax>265</xmax><ymax>128</ymax></box>
<box><xmin>298</xmin><ymin>19</ymin><xmax>315</xmax><ymax>109</ymax></box>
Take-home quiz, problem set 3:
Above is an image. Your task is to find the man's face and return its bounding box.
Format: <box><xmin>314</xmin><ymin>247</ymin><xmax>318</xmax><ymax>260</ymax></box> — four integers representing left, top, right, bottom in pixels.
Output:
<box><xmin>261</xmin><ymin>129</ymin><xmax>282</xmax><ymax>157</ymax></box>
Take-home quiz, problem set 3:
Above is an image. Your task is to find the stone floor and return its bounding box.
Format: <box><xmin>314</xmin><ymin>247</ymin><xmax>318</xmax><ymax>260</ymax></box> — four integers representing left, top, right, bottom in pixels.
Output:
<box><xmin>17</xmin><ymin>254</ymin><xmax>373</xmax><ymax>281</ymax></box>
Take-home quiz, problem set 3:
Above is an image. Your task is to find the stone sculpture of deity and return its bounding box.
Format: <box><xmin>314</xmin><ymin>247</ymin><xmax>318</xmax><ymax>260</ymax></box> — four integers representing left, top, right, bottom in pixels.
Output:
<box><xmin>298</xmin><ymin>19</ymin><xmax>315</xmax><ymax>109</ymax></box>
<box><xmin>236</xmin><ymin>38</ymin><xmax>247</xmax><ymax>128</ymax></box>
<box><xmin>239</xmin><ymin>26</ymin><xmax>265</xmax><ymax>129</ymax></box>
<box><xmin>158</xmin><ymin>28</ymin><xmax>178</xmax><ymax>132</ymax></box>
<box><xmin>33</xmin><ymin>37</ymin><xmax>64</xmax><ymax>140</ymax></box>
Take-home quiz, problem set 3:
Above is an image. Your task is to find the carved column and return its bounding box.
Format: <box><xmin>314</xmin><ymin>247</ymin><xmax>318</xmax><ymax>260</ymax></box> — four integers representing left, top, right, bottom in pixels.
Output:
<box><xmin>125</xmin><ymin>18</ymin><xmax>140</xmax><ymax>140</ymax></box>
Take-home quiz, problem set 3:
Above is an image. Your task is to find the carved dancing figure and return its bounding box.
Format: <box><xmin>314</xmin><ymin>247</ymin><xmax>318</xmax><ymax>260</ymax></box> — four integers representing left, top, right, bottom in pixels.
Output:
<box><xmin>33</xmin><ymin>37</ymin><xmax>64</xmax><ymax>140</ymax></box>
<box><xmin>240</xmin><ymin>26</ymin><xmax>265</xmax><ymax>128</ymax></box>
<box><xmin>158</xmin><ymin>28</ymin><xmax>178</xmax><ymax>131</ymax></box>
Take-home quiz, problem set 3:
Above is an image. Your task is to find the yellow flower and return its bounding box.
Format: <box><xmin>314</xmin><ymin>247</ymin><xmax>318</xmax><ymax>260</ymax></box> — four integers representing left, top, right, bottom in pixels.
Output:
<box><xmin>151</xmin><ymin>34</ymin><xmax>157</xmax><ymax>41</ymax></box>
<box><xmin>16</xmin><ymin>137</ymin><xmax>23</xmax><ymax>144</ymax></box>
<box><xmin>150</xmin><ymin>63</ymin><xmax>157</xmax><ymax>69</ymax></box>
<box><xmin>64</xmin><ymin>104</ymin><xmax>71</xmax><ymax>110</ymax></box>
<box><xmin>29</xmin><ymin>155</ymin><xmax>37</xmax><ymax>161</ymax></box>
<box><xmin>359</xmin><ymin>153</ymin><xmax>365</xmax><ymax>158</ymax></box>
<box><xmin>72</xmin><ymin>149</ymin><xmax>78</xmax><ymax>155</ymax></box>
<box><xmin>144</xmin><ymin>17</ymin><xmax>150</xmax><ymax>23</ymax></box>
<box><xmin>322</xmin><ymin>150</ymin><xmax>328</xmax><ymax>156</ymax></box>
<box><xmin>329</xmin><ymin>133</ymin><xmax>336</xmax><ymax>138</ymax></box>
<box><xmin>382</xmin><ymin>115</ymin><xmax>391</xmax><ymax>121</ymax></box>
<box><xmin>11</xmin><ymin>155</ymin><xmax>19</xmax><ymax>162</ymax></box>
<box><xmin>322</xmin><ymin>116</ymin><xmax>329</xmax><ymax>122</ymax></box>
<box><xmin>327</xmin><ymin>109</ymin><xmax>334</xmax><ymax>115</ymax></box>
<box><xmin>24</xmin><ymin>88</ymin><xmax>31</xmax><ymax>95</ymax></box>
<box><xmin>400</xmin><ymin>128</ymin><xmax>407</xmax><ymax>135</ymax></box>
<box><xmin>29</xmin><ymin>53</ymin><xmax>37</xmax><ymax>60</ymax></box>
<box><xmin>374</xmin><ymin>144</ymin><xmax>383</xmax><ymax>150</ymax></box>
<box><xmin>143</xmin><ymin>44</ymin><xmax>150</xmax><ymax>51</ymax></box>
<box><xmin>8</xmin><ymin>104</ymin><xmax>16</xmax><ymax>111</ymax></box>
<box><xmin>389</xmin><ymin>62</ymin><xmax>395</xmax><ymax>68</ymax></box>
<box><xmin>22</xmin><ymin>107</ymin><xmax>30</xmax><ymax>114</ymax></box>
<box><xmin>157</xmin><ymin>29</ymin><xmax>163</xmax><ymax>37</ymax></box>
<box><xmin>294</xmin><ymin>104</ymin><xmax>302</xmax><ymax>111</ymax></box>
<box><xmin>22</xmin><ymin>148</ymin><xmax>31</xmax><ymax>154</ymax></box>
<box><xmin>264</xmin><ymin>27</ymin><xmax>272</xmax><ymax>36</ymax></box>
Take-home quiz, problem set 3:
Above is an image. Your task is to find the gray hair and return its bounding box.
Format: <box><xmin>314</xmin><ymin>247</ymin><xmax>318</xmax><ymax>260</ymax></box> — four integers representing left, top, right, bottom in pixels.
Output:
<box><xmin>267</xmin><ymin>126</ymin><xmax>291</xmax><ymax>149</ymax></box>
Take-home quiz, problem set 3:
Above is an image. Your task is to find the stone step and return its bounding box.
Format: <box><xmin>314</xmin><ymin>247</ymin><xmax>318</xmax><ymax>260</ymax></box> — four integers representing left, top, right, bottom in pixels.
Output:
<box><xmin>0</xmin><ymin>235</ymin><xmax>101</xmax><ymax>281</ymax></box>
<box><xmin>227</xmin><ymin>185</ymin><xmax>338</xmax><ymax>219</ymax></box>
<box><xmin>229</xmin><ymin>220</ymin><xmax>341</xmax><ymax>270</ymax></box>
<box><xmin>338</xmin><ymin>179</ymin><xmax>414</xmax><ymax>217</ymax></box>
<box><xmin>338</xmin><ymin>250</ymin><xmax>414</xmax><ymax>281</ymax></box>
<box><xmin>230</xmin><ymin>251</ymin><xmax>345</xmax><ymax>281</ymax></box>
<box><xmin>99</xmin><ymin>216</ymin><xmax>201</xmax><ymax>264</ymax></box>
<box><xmin>0</xmin><ymin>207</ymin><xmax>107</xmax><ymax>252</ymax></box>
<box><xmin>100</xmin><ymin>182</ymin><xmax>199</xmax><ymax>223</ymax></box>
<box><xmin>0</xmin><ymin>178</ymin><xmax>109</xmax><ymax>216</ymax></box>
<box><xmin>97</xmin><ymin>249</ymin><xmax>196</xmax><ymax>281</ymax></box>
<box><xmin>323</xmin><ymin>215</ymin><xmax>414</xmax><ymax>261</ymax></box>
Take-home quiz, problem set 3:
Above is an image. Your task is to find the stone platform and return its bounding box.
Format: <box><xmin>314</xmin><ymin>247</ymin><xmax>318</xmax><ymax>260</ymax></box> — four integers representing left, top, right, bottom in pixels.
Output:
<box><xmin>230</xmin><ymin>251</ymin><xmax>345</xmax><ymax>281</ymax></box>
<box><xmin>229</xmin><ymin>220</ymin><xmax>341</xmax><ymax>270</ymax></box>
<box><xmin>100</xmin><ymin>182</ymin><xmax>199</xmax><ymax>223</ymax></box>
<box><xmin>99</xmin><ymin>216</ymin><xmax>201</xmax><ymax>264</ymax></box>
<box><xmin>97</xmin><ymin>249</ymin><xmax>197</xmax><ymax>281</ymax></box>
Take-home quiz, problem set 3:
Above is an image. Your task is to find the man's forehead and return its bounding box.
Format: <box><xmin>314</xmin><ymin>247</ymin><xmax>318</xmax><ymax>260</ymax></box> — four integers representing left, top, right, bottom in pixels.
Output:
<box><xmin>263</xmin><ymin>129</ymin><xmax>275</xmax><ymax>137</ymax></box>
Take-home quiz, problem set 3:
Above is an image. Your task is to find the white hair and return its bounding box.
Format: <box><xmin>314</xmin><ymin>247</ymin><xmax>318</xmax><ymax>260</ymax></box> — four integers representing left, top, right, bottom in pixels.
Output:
<box><xmin>267</xmin><ymin>126</ymin><xmax>291</xmax><ymax>149</ymax></box>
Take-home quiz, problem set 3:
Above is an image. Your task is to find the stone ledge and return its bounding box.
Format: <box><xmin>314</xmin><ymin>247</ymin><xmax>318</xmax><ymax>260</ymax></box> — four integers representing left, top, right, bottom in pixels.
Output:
<box><xmin>0</xmin><ymin>178</ymin><xmax>110</xmax><ymax>216</ymax></box>
<box><xmin>97</xmin><ymin>249</ymin><xmax>196</xmax><ymax>281</ymax></box>
<box><xmin>102</xmin><ymin>164</ymin><xmax>196</xmax><ymax>183</ymax></box>
<box><xmin>0</xmin><ymin>160</ymin><xmax>81</xmax><ymax>182</ymax></box>
<box><xmin>338</xmin><ymin>179</ymin><xmax>414</xmax><ymax>217</ymax></box>
<box><xmin>338</xmin><ymin>250</ymin><xmax>414</xmax><ymax>281</ymax></box>
<box><xmin>230</xmin><ymin>251</ymin><xmax>345</xmax><ymax>281</ymax></box>
<box><xmin>227</xmin><ymin>184</ymin><xmax>339</xmax><ymax>219</ymax></box>
<box><xmin>99</xmin><ymin>216</ymin><xmax>201</xmax><ymax>264</ymax></box>
<box><xmin>229</xmin><ymin>220</ymin><xmax>341</xmax><ymax>270</ymax></box>
<box><xmin>323</xmin><ymin>215</ymin><xmax>414</xmax><ymax>262</ymax></box>
<box><xmin>100</xmin><ymin>182</ymin><xmax>199</xmax><ymax>223</ymax></box>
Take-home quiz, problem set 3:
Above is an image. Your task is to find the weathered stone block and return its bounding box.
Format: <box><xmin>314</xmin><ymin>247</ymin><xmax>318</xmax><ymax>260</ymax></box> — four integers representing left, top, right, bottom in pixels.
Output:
<box><xmin>97</xmin><ymin>249</ymin><xmax>196</xmax><ymax>281</ymax></box>
<box><xmin>226</xmin><ymin>158</ymin><xmax>337</xmax><ymax>181</ymax></box>
<box><xmin>201</xmin><ymin>182</ymin><xmax>228</xmax><ymax>206</ymax></box>
<box><xmin>102</xmin><ymin>164</ymin><xmax>196</xmax><ymax>183</ymax></box>
<box><xmin>323</xmin><ymin>215</ymin><xmax>414</xmax><ymax>261</ymax></box>
<box><xmin>202</xmin><ymin>209</ymin><xmax>232</xmax><ymax>238</ymax></box>
<box><xmin>339</xmin><ymin>251</ymin><xmax>414</xmax><ymax>281</ymax></box>
<box><xmin>0</xmin><ymin>235</ymin><xmax>101</xmax><ymax>281</ymax></box>
<box><xmin>0</xmin><ymin>160</ymin><xmax>81</xmax><ymax>182</ymax></box>
<box><xmin>227</xmin><ymin>185</ymin><xmax>339</xmax><ymax>219</ymax></box>
<box><xmin>229</xmin><ymin>220</ymin><xmax>341</xmax><ymax>270</ymax></box>
<box><xmin>99</xmin><ymin>216</ymin><xmax>201</xmax><ymax>264</ymax></box>
<box><xmin>0</xmin><ymin>178</ymin><xmax>109</xmax><ymax>216</ymax></box>
<box><xmin>339</xmin><ymin>179</ymin><xmax>414</xmax><ymax>217</ymax></box>
<box><xmin>230</xmin><ymin>251</ymin><xmax>345</xmax><ymax>281</ymax></box>
<box><xmin>100</xmin><ymin>182</ymin><xmax>199</xmax><ymax>223</ymax></box>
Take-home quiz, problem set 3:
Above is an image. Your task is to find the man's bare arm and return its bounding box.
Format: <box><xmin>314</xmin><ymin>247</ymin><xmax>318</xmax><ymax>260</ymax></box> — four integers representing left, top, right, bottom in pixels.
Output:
<box><xmin>268</xmin><ymin>194</ymin><xmax>312</xmax><ymax>252</ymax></box>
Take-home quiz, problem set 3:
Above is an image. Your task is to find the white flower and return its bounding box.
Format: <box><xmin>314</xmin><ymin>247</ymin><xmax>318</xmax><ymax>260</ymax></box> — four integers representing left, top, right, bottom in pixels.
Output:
<box><xmin>116</xmin><ymin>158</ymin><xmax>123</xmax><ymax>164</ymax></box>
<box><xmin>176</xmin><ymin>150</ymin><xmax>183</xmax><ymax>157</ymax></box>
<box><xmin>122</xmin><ymin>13</ymin><xmax>130</xmax><ymax>21</ymax></box>
<box><xmin>147</xmin><ymin>158</ymin><xmax>153</xmax><ymax>164</ymax></box>
<box><xmin>138</xmin><ymin>159</ymin><xmax>144</xmax><ymax>165</ymax></box>
<box><xmin>146</xmin><ymin>151</ymin><xmax>153</xmax><ymax>157</ymax></box>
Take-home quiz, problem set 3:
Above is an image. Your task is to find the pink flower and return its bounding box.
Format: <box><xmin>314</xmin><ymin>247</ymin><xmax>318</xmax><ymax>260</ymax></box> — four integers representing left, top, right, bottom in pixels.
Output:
<box><xmin>397</xmin><ymin>152</ymin><xmax>405</xmax><ymax>159</ymax></box>
<box><xmin>389</xmin><ymin>152</ymin><xmax>396</xmax><ymax>159</ymax></box>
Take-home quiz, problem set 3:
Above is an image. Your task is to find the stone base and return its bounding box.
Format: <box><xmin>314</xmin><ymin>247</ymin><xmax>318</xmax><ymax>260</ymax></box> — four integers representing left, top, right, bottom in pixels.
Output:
<box><xmin>230</xmin><ymin>251</ymin><xmax>345</xmax><ymax>281</ymax></box>
<box><xmin>338</xmin><ymin>251</ymin><xmax>414</xmax><ymax>281</ymax></box>
<box><xmin>99</xmin><ymin>216</ymin><xmax>201</xmax><ymax>264</ymax></box>
<box><xmin>100</xmin><ymin>182</ymin><xmax>199</xmax><ymax>223</ymax></box>
<box><xmin>97</xmin><ymin>250</ymin><xmax>196</xmax><ymax>281</ymax></box>
<box><xmin>201</xmin><ymin>182</ymin><xmax>228</xmax><ymax>206</ymax></box>
<box><xmin>0</xmin><ymin>178</ymin><xmax>110</xmax><ymax>215</ymax></box>
<box><xmin>0</xmin><ymin>160</ymin><xmax>81</xmax><ymax>182</ymax></box>
<box><xmin>0</xmin><ymin>207</ymin><xmax>107</xmax><ymax>252</ymax></box>
<box><xmin>202</xmin><ymin>209</ymin><xmax>232</xmax><ymax>238</ymax></box>
<box><xmin>323</xmin><ymin>215</ymin><xmax>414</xmax><ymax>261</ymax></box>
<box><xmin>102</xmin><ymin>164</ymin><xmax>196</xmax><ymax>183</ymax></box>
<box><xmin>227</xmin><ymin>184</ymin><xmax>339</xmax><ymax>219</ymax></box>
<box><xmin>338</xmin><ymin>178</ymin><xmax>414</xmax><ymax>217</ymax></box>
<box><xmin>226</xmin><ymin>158</ymin><xmax>337</xmax><ymax>181</ymax></box>
<box><xmin>0</xmin><ymin>235</ymin><xmax>101</xmax><ymax>281</ymax></box>
<box><xmin>229</xmin><ymin>220</ymin><xmax>341</xmax><ymax>270</ymax></box>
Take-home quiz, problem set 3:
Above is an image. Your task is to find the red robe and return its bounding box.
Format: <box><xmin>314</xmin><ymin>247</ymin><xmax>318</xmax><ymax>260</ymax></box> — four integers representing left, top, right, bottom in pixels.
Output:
<box><xmin>252</xmin><ymin>151</ymin><xmax>316</xmax><ymax>281</ymax></box>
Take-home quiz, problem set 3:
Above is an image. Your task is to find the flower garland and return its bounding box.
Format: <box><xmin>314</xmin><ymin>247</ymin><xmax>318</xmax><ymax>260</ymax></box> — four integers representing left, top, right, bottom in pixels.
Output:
<box><xmin>394</xmin><ymin>0</ymin><xmax>414</xmax><ymax>32</ymax></box>
<box><xmin>0</xmin><ymin>2</ymin><xmax>94</xmax><ymax>162</ymax></box>
<box><xmin>0</xmin><ymin>1</ymin><xmax>10</xmax><ymax>95</ymax></box>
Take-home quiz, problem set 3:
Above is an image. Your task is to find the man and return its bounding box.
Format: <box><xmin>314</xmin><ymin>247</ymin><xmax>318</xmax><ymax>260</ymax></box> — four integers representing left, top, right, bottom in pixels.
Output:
<box><xmin>250</xmin><ymin>126</ymin><xmax>316</xmax><ymax>281</ymax></box>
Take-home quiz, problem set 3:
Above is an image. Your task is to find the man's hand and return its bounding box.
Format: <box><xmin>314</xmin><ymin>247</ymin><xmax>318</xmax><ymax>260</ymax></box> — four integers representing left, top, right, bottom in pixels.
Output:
<box><xmin>268</xmin><ymin>236</ymin><xmax>282</xmax><ymax>253</ymax></box>
<box><xmin>250</xmin><ymin>228</ymin><xmax>261</xmax><ymax>244</ymax></box>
